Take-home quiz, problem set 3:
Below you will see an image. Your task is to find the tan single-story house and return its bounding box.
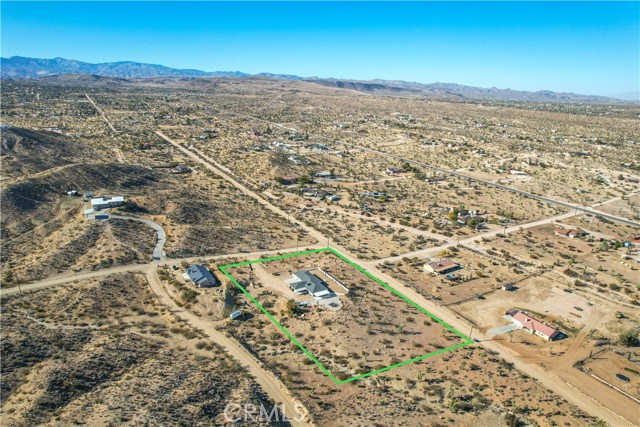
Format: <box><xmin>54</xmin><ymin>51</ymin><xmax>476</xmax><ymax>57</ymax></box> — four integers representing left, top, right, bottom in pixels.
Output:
<box><xmin>510</xmin><ymin>310</ymin><xmax>560</xmax><ymax>341</ymax></box>
<box><xmin>424</xmin><ymin>258</ymin><xmax>460</xmax><ymax>275</ymax></box>
<box><xmin>555</xmin><ymin>227</ymin><xmax>588</xmax><ymax>238</ymax></box>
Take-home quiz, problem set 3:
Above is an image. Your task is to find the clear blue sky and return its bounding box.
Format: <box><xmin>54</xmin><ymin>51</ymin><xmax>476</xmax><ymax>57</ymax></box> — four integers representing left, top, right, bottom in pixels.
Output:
<box><xmin>2</xmin><ymin>1</ymin><xmax>638</xmax><ymax>97</ymax></box>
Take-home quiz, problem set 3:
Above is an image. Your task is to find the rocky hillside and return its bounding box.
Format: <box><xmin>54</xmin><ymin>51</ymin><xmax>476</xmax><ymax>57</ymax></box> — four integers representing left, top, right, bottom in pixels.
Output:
<box><xmin>1</xmin><ymin>274</ymin><xmax>280</xmax><ymax>426</ymax></box>
<box><xmin>0</xmin><ymin>128</ymin><xmax>101</xmax><ymax>178</ymax></box>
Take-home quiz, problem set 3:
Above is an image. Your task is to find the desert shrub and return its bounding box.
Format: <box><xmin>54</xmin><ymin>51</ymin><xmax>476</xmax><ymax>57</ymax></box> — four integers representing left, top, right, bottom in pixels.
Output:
<box><xmin>182</xmin><ymin>289</ymin><xmax>199</xmax><ymax>303</ymax></box>
<box><xmin>620</xmin><ymin>329</ymin><xmax>639</xmax><ymax>347</ymax></box>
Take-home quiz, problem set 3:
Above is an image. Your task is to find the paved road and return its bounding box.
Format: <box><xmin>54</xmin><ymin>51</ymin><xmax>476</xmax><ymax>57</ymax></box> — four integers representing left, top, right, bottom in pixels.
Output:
<box><xmin>109</xmin><ymin>215</ymin><xmax>166</xmax><ymax>260</ymax></box>
<box><xmin>332</xmin><ymin>140</ymin><xmax>640</xmax><ymax>229</ymax></box>
<box><xmin>87</xmin><ymin>213</ymin><xmax>166</xmax><ymax>260</ymax></box>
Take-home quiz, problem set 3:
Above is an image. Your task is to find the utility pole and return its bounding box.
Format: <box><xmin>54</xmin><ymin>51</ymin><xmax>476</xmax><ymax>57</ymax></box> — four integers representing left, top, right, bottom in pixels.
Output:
<box><xmin>468</xmin><ymin>325</ymin><xmax>474</xmax><ymax>341</ymax></box>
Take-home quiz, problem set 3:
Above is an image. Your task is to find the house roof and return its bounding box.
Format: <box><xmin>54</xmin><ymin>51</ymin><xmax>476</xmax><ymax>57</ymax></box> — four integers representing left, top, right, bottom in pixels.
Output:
<box><xmin>186</xmin><ymin>264</ymin><xmax>218</xmax><ymax>286</ymax></box>
<box><xmin>91</xmin><ymin>196</ymin><xmax>124</xmax><ymax>206</ymax></box>
<box><xmin>556</xmin><ymin>228</ymin><xmax>586</xmax><ymax>236</ymax></box>
<box><xmin>291</xmin><ymin>270</ymin><xmax>331</xmax><ymax>296</ymax></box>
<box><xmin>512</xmin><ymin>311</ymin><xmax>559</xmax><ymax>338</ymax></box>
<box><xmin>426</xmin><ymin>258</ymin><xmax>459</xmax><ymax>273</ymax></box>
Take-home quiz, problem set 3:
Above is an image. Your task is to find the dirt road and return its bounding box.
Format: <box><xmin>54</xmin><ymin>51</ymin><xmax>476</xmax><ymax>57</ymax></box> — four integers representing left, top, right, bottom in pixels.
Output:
<box><xmin>332</xmin><ymin>140</ymin><xmax>640</xmax><ymax>229</ymax></box>
<box><xmin>373</xmin><ymin>210</ymin><xmax>580</xmax><ymax>265</ymax></box>
<box><xmin>144</xmin><ymin>267</ymin><xmax>309</xmax><ymax>426</ymax></box>
<box><xmin>367</xmin><ymin>266</ymin><xmax>639</xmax><ymax>427</ymax></box>
<box><xmin>0</xmin><ymin>245</ymin><xmax>321</xmax><ymax>298</ymax></box>
<box><xmin>155</xmin><ymin>130</ymin><xmax>326</xmax><ymax>245</ymax></box>
<box><xmin>153</xmin><ymin>129</ymin><xmax>638</xmax><ymax>426</ymax></box>
<box><xmin>7</xmin><ymin>129</ymin><xmax>635</xmax><ymax>426</ymax></box>
<box><xmin>85</xmin><ymin>94</ymin><xmax>119</xmax><ymax>133</ymax></box>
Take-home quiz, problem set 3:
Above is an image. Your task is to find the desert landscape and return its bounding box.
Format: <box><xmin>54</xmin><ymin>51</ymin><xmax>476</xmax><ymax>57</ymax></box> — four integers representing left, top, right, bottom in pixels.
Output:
<box><xmin>1</xmin><ymin>58</ymin><xmax>639</xmax><ymax>426</ymax></box>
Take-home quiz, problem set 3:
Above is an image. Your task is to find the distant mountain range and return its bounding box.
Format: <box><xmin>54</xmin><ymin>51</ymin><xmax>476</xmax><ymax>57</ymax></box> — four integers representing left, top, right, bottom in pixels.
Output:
<box><xmin>0</xmin><ymin>56</ymin><xmax>628</xmax><ymax>103</ymax></box>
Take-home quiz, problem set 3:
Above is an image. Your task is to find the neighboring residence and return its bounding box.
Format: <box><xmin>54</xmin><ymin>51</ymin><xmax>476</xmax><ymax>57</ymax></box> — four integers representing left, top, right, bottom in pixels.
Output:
<box><xmin>630</xmin><ymin>237</ymin><xmax>640</xmax><ymax>247</ymax></box>
<box><xmin>301</xmin><ymin>187</ymin><xmax>321</xmax><ymax>197</ymax></box>
<box><xmin>183</xmin><ymin>264</ymin><xmax>219</xmax><ymax>288</ymax></box>
<box><xmin>247</xmin><ymin>145</ymin><xmax>271</xmax><ymax>152</ymax></box>
<box><xmin>172</xmin><ymin>165</ymin><xmax>192</xmax><ymax>174</ymax></box>
<box><xmin>278</xmin><ymin>175</ymin><xmax>300</xmax><ymax>185</ymax></box>
<box><xmin>273</xmin><ymin>140</ymin><xmax>291</xmax><ymax>150</ymax></box>
<box><xmin>386</xmin><ymin>167</ymin><xmax>405</xmax><ymax>175</ymax></box>
<box><xmin>456</xmin><ymin>209</ymin><xmax>484</xmax><ymax>226</ymax></box>
<box><xmin>361</xmin><ymin>191</ymin><xmax>387</xmax><ymax>199</ymax></box>
<box><xmin>425</xmin><ymin>176</ymin><xmax>446</xmax><ymax>183</ymax></box>
<box><xmin>555</xmin><ymin>227</ymin><xmax>588</xmax><ymax>239</ymax></box>
<box><xmin>285</xmin><ymin>270</ymin><xmax>334</xmax><ymax>299</ymax></box>
<box><xmin>315</xmin><ymin>171</ymin><xmax>336</xmax><ymax>179</ymax></box>
<box><xmin>424</xmin><ymin>258</ymin><xmax>461</xmax><ymax>275</ymax></box>
<box><xmin>457</xmin><ymin>215</ymin><xmax>485</xmax><ymax>226</ymax></box>
<box><xmin>458</xmin><ymin>209</ymin><xmax>481</xmax><ymax>216</ymax></box>
<box><xmin>288</xmin><ymin>155</ymin><xmax>310</xmax><ymax>165</ymax></box>
<box><xmin>91</xmin><ymin>196</ymin><xmax>125</xmax><ymax>210</ymax></box>
<box><xmin>508</xmin><ymin>310</ymin><xmax>561</xmax><ymax>341</ymax></box>
<box><xmin>306</xmin><ymin>143</ymin><xmax>329</xmax><ymax>151</ymax></box>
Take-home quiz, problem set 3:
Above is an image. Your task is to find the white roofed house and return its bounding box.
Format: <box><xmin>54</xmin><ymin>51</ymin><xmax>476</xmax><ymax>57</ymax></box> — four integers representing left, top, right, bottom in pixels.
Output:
<box><xmin>285</xmin><ymin>270</ymin><xmax>334</xmax><ymax>299</ymax></box>
<box><xmin>91</xmin><ymin>196</ymin><xmax>125</xmax><ymax>210</ymax></box>
<box><xmin>386</xmin><ymin>167</ymin><xmax>405</xmax><ymax>175</ymax></box>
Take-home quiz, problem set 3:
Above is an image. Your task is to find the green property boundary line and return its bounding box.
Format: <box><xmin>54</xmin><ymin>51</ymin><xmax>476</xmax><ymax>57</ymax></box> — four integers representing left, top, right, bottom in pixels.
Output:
<box><xmin>218</xmin><ymin>247</ymin><xmax>474</xmax><ymax>385</ymax></box>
